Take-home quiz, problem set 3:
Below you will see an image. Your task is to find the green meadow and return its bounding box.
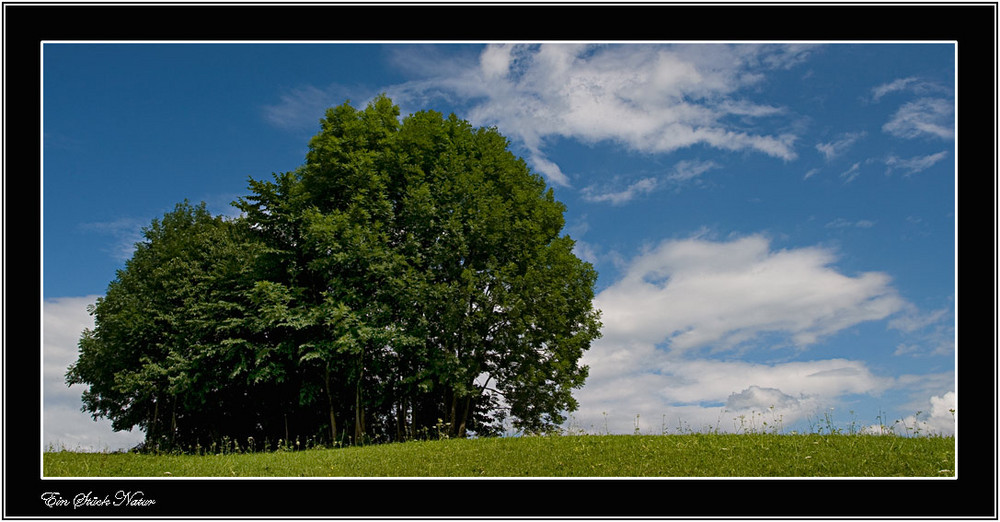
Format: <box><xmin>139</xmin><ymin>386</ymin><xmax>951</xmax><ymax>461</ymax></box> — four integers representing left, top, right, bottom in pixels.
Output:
<box><xmin>44</xmin><ymin>433</ymin><xmax>955</xmax><ymax>478</ymax></box>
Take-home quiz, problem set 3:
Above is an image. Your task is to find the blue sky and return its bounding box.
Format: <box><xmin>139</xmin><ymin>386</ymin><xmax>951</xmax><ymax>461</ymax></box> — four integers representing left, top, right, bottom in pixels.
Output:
<box><xmin>42</xmin><ymin>42</ymin><xmax>957</xmax><ymax>451</ymax></box>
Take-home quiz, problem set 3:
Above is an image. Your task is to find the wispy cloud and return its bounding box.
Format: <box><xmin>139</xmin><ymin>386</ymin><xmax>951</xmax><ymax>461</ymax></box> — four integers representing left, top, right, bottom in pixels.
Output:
<box><xmin>889</xmin><ymin>304</ymin><xmax>955</xmax><ymax>357</ymax></box>
<box><xmin>581</xmin><ymin>177</ymin><xmax>659</xmax><ymax>205</ymax></box>
<box><xmin>262</xmin><ymin>83</ymin><xmax>372</xmax><ymax>132</ymax></box>
<box><xmin>387</xmin><ymin>44</ymin><xmax>812</xmax><ymax>187</ymax></box>
<box><xmin>668</xmin><ymin>159</ymin><xmax>720</xmax><ymax>182</ymax></box>
<box><xmin>78</xmin><ymin>200</ymin><xmax>240</xmax><ymax>263</ymax></box>
<box><xmin>581</xmin><ymin>159</ymin><xmax>721</xmax><ymax>205</ymax></box>
<box><xmin>79</xmin><ymin>217</ymin><xmax>146</xmax><ymax>261</ymax></box>
<box><xmin>825</xmin><ymin>218</ymin><xmax>876</xmax><ymax>229</ymax></box>
<box><xmin>262</xmin><ymin>85</ymin><xmax>330</xmax><ymax>130</ymax></box>
<box><xmin>883</xmin><ymin>98</ymin><xmax>954</xmax><ymax>140</ymax></box>
<box><xmin>871</xmin><ymin>77</ymin><xmax>920</xmax><ymax>102</ymax></box>
<box><xmin>885</xmin><ymin>151</ymin><xmax>950</xmax><ymax>176</ymax></box>
<box><xmin>870</xmin><ymin>77</ymin><xmax>954</xmax><ymax>142</ymax></box>
<box><xmin>870</xmin><ymin>76</ymin><xmax>950</xmax><ymax>103</ymax></box>
<box><xmin>840</xmin><ymin>162</ymin><xmax>862</xmax><ymax>183</ymax></box>
<box><xmin>816</xmin><ymin>131</ymin><xmax>866</xmax><ymax>161</ymax></box>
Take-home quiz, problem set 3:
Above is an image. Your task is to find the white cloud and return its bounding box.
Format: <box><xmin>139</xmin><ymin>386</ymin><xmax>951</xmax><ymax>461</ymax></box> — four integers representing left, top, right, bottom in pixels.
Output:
<box><xmin>840</xmin><ymin>162</ymin><xmax>862</xmax><ymax>183</ymax></box>
<box><xmin>871</xmin><ymin>77</ymin><xmax>921</xmax><ymax>102</ymax></box>
<box><xmin>594</xmin><ymin>234</ymin><xmax>908</xmax><ymax>352</ymax></box>
<box><xmin>885</xmin><ymin>151</ymin><xmax>950</xmax><ymax>176</ymax></box>
<box><xmin>725</xmin><ymin>385</ymin><xmax>800</xmax><ymax>410</ymax></box>
<box><xmin>43</xmin><ymin>296</ymin><xmax>145</xmax><ymax>452</ymax></box>
<box><xmin>581</xmin><ymin>177</ymin><xmax>658</xmax><ymax>205</ymax></box>
<box><xmin>668</xmin><ymin>159</ymin><xmax>720</xmax><ymax>182</ymax></box>
<box><xmin>575</xmin><ymin>347</ymin><xmax>892</xmax><ymax>434</ymax></box>
<box><xmin>528</xmin><ymin>153</ymin><xmax>572</xmax><ymax>188</ymax></box>
<box><xmin>870</xmin><ymin>77</ymin><xmax>954</xmax><ymax>143</ymax></box>
<box><xmin>816</xmin><ymin>131</ymin><xmax>866</xmax><ymax>161</ymax></box>
<box><xmin>892</xmin><ymin>391</ymin><xmax>956</xmax><ymax>436</ymax></box>
<box><xmin>79</xmin><ymin>217</ymin><xmax>145</xmax><ymax>261</ymax></box>
<box><xmin>580</xmin><ymin>159</ymin><xmax>721</xmax><ymax>205</ymax></box>
<box><xmin>262</xmin><ymin>84</ymin><xmax>331</xmax><ymax>130</ymax></box>
<box><xmin>390</xmin><ymin>44</ymin><xmax>811</xmax><ymax>186</ymax></box>
<box><xmin>825</xmin><ymin>218</ymin><xmax>876</xmax><ymax>229</ymax></box>
<box><xmin>262</xmin><ymin>83</ymin><xmax>382</xmax><ymax>133</ymax></box>
<box><xmin>572</xmin><ymin>231</ymin><xmax>947</xmax><ymax>434</ymax></box>
<box><xmin>870</xmin><ymin>77</ymin><xmax>950</xmax><ymax>103</ymax></box>
<box><xmin>889</xmin><ymin>306</ymin><xmax>948</xmax><ymax>334</ymax></box>
<box><xmin>571</xmin><ymin>239</ymin><xmax>601</xmax><ymax>266</ymax></box>
<box><xmin>888</xmin><ymin>304</ymin><xmax>955</xmax><ymax>357</ymax></box>
<box><xmin>479</xmin><ymin>44</ymin><xmax>514</xmax><ymax>79</ymax></box>
<box><xmin>883</xmin><ymin>98</ymin><xmax>954</xmax><ymax>140</ymax></box>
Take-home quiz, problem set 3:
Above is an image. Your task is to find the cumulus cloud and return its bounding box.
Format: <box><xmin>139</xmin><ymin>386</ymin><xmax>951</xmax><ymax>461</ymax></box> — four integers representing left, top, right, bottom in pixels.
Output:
<box><xmin>43</xmin><ymin>296</ymin><xmax>98</xmax><ymax>405</ymax></box>
<box><xmin>389</xmin><ymin>43</ymin><xmax>811</xmax><ymax>186</ymax></box>
<box><xmin>891</xmin><ymin>391</ymin><xmax>956</xmax><ymax>436</ymax></box>
<box><xmin>726</xmin><ymin>385</ymin><xmax>800</xmax><ymax>410</ymax></box>
<box><xmin>574</xmin><ymin>347</ymin><xmax>892</xmax><ymax>434</ymax></box>
<box><xmin>570</xmin><ymin>233</ymin><xmax>946</xmax><ymax>435</ymax></box>
<box><xmin>44</xmin><ymin>296</ymin><xmax>145</xmax><ymax>452</ymax></box>
<box><xmin>594</xmin><ymin>234</ymin><xmax>908</xmax><ymax>352</ymax></box>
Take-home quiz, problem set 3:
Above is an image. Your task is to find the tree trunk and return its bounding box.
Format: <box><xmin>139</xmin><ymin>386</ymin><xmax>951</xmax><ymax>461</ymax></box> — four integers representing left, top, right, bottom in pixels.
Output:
<box><xmin>170</xmin><ymin>399</ymin><xmax>177</xmax><ymax>445</ymax></box>
<box><xmin>324</xmin><ymin>365</ymin><xmax>337</xmax><ymax>444</ymax></box>
<box><xmin>149</xmin><ymin>397</ymin><xmax>159</xmax><ymax>443</ymax></box>
<box><xmin>353</xmin><ymin>348</ymin><xmax>365</xmax><ymax>444</ymax></box>
<box><xmin>354</xmin><ymin>376</ymin><xmax>364</xmax><ymax>443</ymax></box>
<box><xmin>449</xmin><ymin>391</ymin><xmax>458</xmax><ymax>437</ymax></box>
<box><xmin>457</xmin><ymin>394</ymin><xmax>472</xmax><ymax>438</ymax></box>
<box><xmin>395</xmin><ymin>400</ymin><xmax>404</xmax><ymax>442</ymax></box>
<box><xmin>408</xmin><ymin>396</ymin><xmax>417</xmax><ymax>440</ymax></box>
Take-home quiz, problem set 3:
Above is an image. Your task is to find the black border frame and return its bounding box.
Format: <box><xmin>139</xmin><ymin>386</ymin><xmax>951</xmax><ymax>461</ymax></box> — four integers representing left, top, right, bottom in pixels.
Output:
<box><xmin>5</xmin><ymin>2</ymin><xmax>996</xmax><ymax>519</ymax></box>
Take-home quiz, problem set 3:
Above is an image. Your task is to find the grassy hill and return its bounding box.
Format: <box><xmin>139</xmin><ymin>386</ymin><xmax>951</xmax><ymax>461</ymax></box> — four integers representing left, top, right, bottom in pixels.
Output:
<box><xmin>44</xmin><ymin>433</ymin><xmax>955</xmax><ymax>478</ymax></box>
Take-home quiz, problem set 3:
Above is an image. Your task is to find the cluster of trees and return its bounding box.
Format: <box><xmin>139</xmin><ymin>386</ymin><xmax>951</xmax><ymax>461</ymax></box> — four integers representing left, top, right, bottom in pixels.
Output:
<box><xmin>66</xmin><ymin>96</ymin><xmax>602</xmax><ymax>451</ymax></box>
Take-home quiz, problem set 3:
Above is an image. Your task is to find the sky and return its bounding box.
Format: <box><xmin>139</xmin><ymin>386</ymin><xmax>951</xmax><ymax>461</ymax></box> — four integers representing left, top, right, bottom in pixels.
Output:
<box><xmin>41</xmin><ymin>42</ymin><xmax>957</xmax><ymax>452</ymax></box>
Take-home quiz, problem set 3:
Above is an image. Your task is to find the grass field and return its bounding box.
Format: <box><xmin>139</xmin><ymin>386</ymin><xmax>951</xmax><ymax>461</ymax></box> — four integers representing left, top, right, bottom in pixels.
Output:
<box><xmin>43</xmin><ymin>433</ymin><xmax>955</xmax><ymax>478</ymax></box>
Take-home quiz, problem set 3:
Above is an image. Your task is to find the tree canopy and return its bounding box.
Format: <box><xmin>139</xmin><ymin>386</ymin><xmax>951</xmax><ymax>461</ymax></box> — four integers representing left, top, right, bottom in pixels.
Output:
<box><xmin>67</xmin><ymin>95</ymin><xmax>602</xmax><ymax>451</ymax></box>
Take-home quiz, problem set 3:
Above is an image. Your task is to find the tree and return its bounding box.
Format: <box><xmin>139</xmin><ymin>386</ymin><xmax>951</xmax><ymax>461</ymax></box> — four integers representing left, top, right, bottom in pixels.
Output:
<box><xmin>237</xmin><ymin>95</ymin><xmax>602</xmax><ymax>438</ymax></box>
<box><xmin>69</xmin><ymin>96</ymin><xmax>602</xmax><ymax>451</ymax></box>
<box><xmin>67</xmin><ymin>201</ymin><xmax>272</xmax><ymax>449</ymax></box>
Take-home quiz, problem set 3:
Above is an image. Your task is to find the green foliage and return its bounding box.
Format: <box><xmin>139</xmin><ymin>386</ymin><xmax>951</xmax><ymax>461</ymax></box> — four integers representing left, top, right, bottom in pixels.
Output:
<box><xmin>67</xmin><ymin>201</ymin><xmax>272</xmax><ymax>448</ymax></box>
<box><xmin>67</xmin><ymin>96</ymin><xmax>602</xmax><ymax>451</ymax></box>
